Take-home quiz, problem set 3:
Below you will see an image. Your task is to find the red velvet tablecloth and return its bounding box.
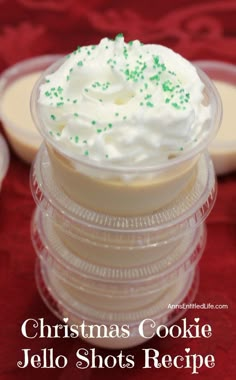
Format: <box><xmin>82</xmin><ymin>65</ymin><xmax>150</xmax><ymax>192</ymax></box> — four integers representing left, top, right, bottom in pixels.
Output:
<box><xmin>0</xmin><ymin>1</ymin><xmax>236</xmax><ymax>379</ymax></box>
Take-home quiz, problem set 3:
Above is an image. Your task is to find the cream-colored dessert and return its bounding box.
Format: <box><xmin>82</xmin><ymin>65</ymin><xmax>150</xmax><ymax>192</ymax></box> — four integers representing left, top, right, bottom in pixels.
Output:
<box><xmin>35</xmin><ymin>204</ymin><xmax>204</xmax><ymax>274</ymax></box>
<box><xmin>32</xmin><ymin>146</ymin><xmax>211</xmax><ymax>270</ymax></box>
<box><xmin>209</xmin><ymin>80</ymin><xmax>236</xmax><ymax>175</ymax></box>
<box><xmin>55</xmin><ymin>223</ymin><xmax>197</xmax><ymax>268</ymax></box>
<box><xmin>0</xmin><ymin>72</ymin><xmax>43</xmax><ymax>163</ymax></box>
<box><xmin>39</xmin><ymin>234</ymin><xmax>201</xmax><ymax>311</ymax></box>
<box><xmin>39</xmin><ymin>260</ymin><xmax>195</xmax><ymax>349</ymax></box>
<box><xmin>47</xmin><ymin>145</ymin><xmax>198</xmax><ymax>215</ymax></box>
<box><xmin>47</xmin><ymin>264</ymin><xmax>172</xmax><ymax>312</ymax></box>
<box><xmin>32</xmin><ymin>34</ymin><xmax>220</xmax><ymax>215</ymax></box>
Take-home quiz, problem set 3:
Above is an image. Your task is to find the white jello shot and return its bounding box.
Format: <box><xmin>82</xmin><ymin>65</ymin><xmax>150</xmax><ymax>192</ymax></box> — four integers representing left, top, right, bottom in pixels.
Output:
<box><xmin>31</xmin><ymin>35</ymin><xmax>221</xmax><ymax>215</ymax></box>
<box><xmin>0</xmin><ymin>134</ymin><xmax>10</xmax><ymax>190</ymax></box>
<box><xmin>36</xmin><ymin>259</ymin><xmax>198</xmax><ymax>349</ymax></box>
<box><xmin>31</xmin><ymin>146</ymin><xmax>215</xmax><ymax>269</ymax></box>
<box><xmin>194</xmin><ymin>60</ymin><xmax>236</xmax><ymax>175</ymax></box>
<box><xmin>32</xmin><ymin>202</ymin><xmax>205</xmax><ymax>313</ymax></box>
<box><xmin>0</xmin><ymin>55</ymin><xmax>62</xmax><ymax>163</ymax></box>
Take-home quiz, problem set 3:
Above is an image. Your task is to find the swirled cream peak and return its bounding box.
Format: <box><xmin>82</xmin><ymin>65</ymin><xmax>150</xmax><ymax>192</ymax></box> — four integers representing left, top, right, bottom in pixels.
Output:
<box><xmin>38</xmin><ymin>34</ymin><xmax>210</xmax><ymax>165</ymax></box>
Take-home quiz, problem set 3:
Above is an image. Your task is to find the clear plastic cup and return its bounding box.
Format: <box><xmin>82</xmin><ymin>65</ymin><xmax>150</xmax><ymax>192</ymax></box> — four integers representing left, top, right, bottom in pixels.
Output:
<box><xmin>0</xmin><ymin>55</ymin><xmax>62</xmax><ymax>163</ymax></box>
<box><xmin>30</xmin><ymin>145</ymin><xmax>216</xmax><ymax>266</ymax></box>
<box><xmin>32</xmin><ymin>206</ymin><xmax>205</xmax><ymax>297</ymax></box>
<box><xmin>31</xmin><ymin>58</ymin><xmax>222</xmax><ymax>215</ymax></box>
<box><xmin>33</xmin><ymin>205</ymin><xmax>205</xmax><ymax>270</ymax></box>
<box><xmin>193</xmin><ymin>60</ymin><xmax>236</xmax><ymax>175</ymax></box>
<box><xmin>36</xmin><ymin>258</ymin><xmax>199</xmax><ymax>349</ymax></box>
<box><xmin>0</xmin><ymin>134</ymin><xmax>10</xmax><ymax>189</ymax></box>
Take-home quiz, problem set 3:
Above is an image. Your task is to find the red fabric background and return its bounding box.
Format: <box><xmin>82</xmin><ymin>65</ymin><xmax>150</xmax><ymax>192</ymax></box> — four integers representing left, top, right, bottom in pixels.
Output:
<box><xmin>0</xmin><ymin>0</ymin><xmax>236</xmax><ymax>379</ymax></box>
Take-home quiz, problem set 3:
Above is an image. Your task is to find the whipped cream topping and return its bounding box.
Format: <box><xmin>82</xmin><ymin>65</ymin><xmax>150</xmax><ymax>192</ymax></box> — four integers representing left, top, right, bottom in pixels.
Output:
<box><xmin>38</xmin><ymin>34</ymin><xmax>210</xmax><ymax>166</ymax></box>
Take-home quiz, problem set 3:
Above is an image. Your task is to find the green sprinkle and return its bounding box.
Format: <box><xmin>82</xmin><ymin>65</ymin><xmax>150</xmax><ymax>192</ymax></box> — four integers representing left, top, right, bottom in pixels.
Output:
<box><xmin>84</xmin><ymin>150</ymin><xmax>89</xmax><ymax>156</ymax></box>
<box><xmin>45</xmin><ymin>91</ymin><xmax>51</xmax><ymax>97</ymax></box>
<box><xmin>46</xmin><ymin>79</ymin><xmax>50</xmax><ymax>83</ymax></box>
<box><xmin>56</xmin><ymin>132</ymin><xmax>61</xmax><ymax>137</ymax></box>
<box><xmin>115</xmin><ymin>112</ymin><xmax>119</xmax><ymax>116</ymax></box>
<box><xmin>75</xmin><ymin>136</ymin><xmax>79</xmax><ymax>143</ymax></box>
<box><xmin>84</xmin><ymin>88</ymin><xmax>89</xmax><ymax>92</ymax></box>
<box><xmin>77</xmin><ymin>61</ymin><xmax>83</xmax><ymax>66</ymax></box>
<box><xmin>123</xmin><ymin>116</ymin><xmax>127</xmax><ymax>120</ymax></box>
<box><xmin>179</xmin><ymin>147</ymin><xmax>184</xmax><ymax>151</ymax></box>
<box><xmin>172</xmin><ymin>102</ymin><xmax>181</xmax><ymax>109</ymax></box>
<box><xmin>49</xmin><ymin>131</ymin><xmax>53</xmax><ymax>136</ymax></box>
<box><xmin>74</xmin><ymin>113</ymin><xmax>79</xmax><ymax>117</ymax></box>
<box><xmin>168</xmin><ymin>70</ymin><xmax>176</xmax><ymax>76</ymax></box>
<box><xmin>66</xmin><ymin>75</ymin><xmax>70</xmax><ymax>81</ymax></box>
<box><xmin>123</xmin><ymin>47</ymin><xmax>128</xmax><ymax>59</ymax></box>
<box><xmin>97</xmin><ymin>129</ymin><xmax>102</xmax><ymax>133</ymax></box>
<box><xmin>99</xmin><ymin>99</ymin><xmax>103</xmax><ymax>102</ymax></box>
<box><xmin>73</xmin><ymin>99</ymin><xmax>78</xmax><ymax>104</ymax></box>
<box><xmin>108</xmin><ymin>123</ymin><xmax>112</xmax><ymax>128</ymax></box>
<box><xmin>57</xmin><ymin>102</ymin><xmax>64</xmax><ymax>107</ymax></box>
<box><xmin>146</xmin><ymin>101</ymin><xmax>154</xmax><ymax>107</ymax></box>
<box><xmin>153</xmin><ymin>56</ymin><xmax>160</xmax><ymax>66</ymax></box>
<box><xmin>140</xmin><ymin>102</ymin><xmax>144</xmax><ymax>106</ymax></box>
<box><xmin>150</xmin><ymin>74</ymin><xmax>160</xmax><ymax>82</ymax></box>
<box><xmin>162</xmin><ymin>80</ymin><xmax>175</xmax><ymax>92</ymax></box>
<box><xmin>128</xmin><ymin>41</ymin><xmax>134</xmax><ymax>46</ymax></box>
<box><xmin>116</xmin><ymin>33</ymin><xmax>123</xmax><ymax>39</ymax></box>
<box><xmin>105</xmin><ymin>154</ymin><xmax>109</xmax><ymax>158</ymax></box>
<box><xmin>50</xmin><ymin>114</ymin><xmax>56</xmax><ymax>120</ymax></box>
<box><xmin>91</xmin><ymin>120</ymin><xmax>96</xmax><ymax>125</ymax></box>
<box><xmin>83</xmin><ymin>140</ymin><xmax>87</xmax><ymax>144</ymax></box>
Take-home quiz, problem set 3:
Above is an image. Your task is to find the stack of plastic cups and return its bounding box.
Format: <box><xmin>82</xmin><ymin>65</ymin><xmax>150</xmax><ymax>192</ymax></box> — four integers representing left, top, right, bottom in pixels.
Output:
<box><xmin>30</xmin><ymin>59</ymin><xmax>222</xmax><ymax>349</ymax></box>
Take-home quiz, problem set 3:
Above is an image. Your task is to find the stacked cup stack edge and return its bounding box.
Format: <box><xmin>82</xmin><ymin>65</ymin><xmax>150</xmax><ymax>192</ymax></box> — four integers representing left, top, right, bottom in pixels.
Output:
<box><xmin>0</xmin><ymin>134</ymin><xmax>10</xmax><ymax>191</ymax></box>
<box><xmin>30</xmin><ymin>55</ymin><xmax>222</xmax><ymax>349</ymax></box>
